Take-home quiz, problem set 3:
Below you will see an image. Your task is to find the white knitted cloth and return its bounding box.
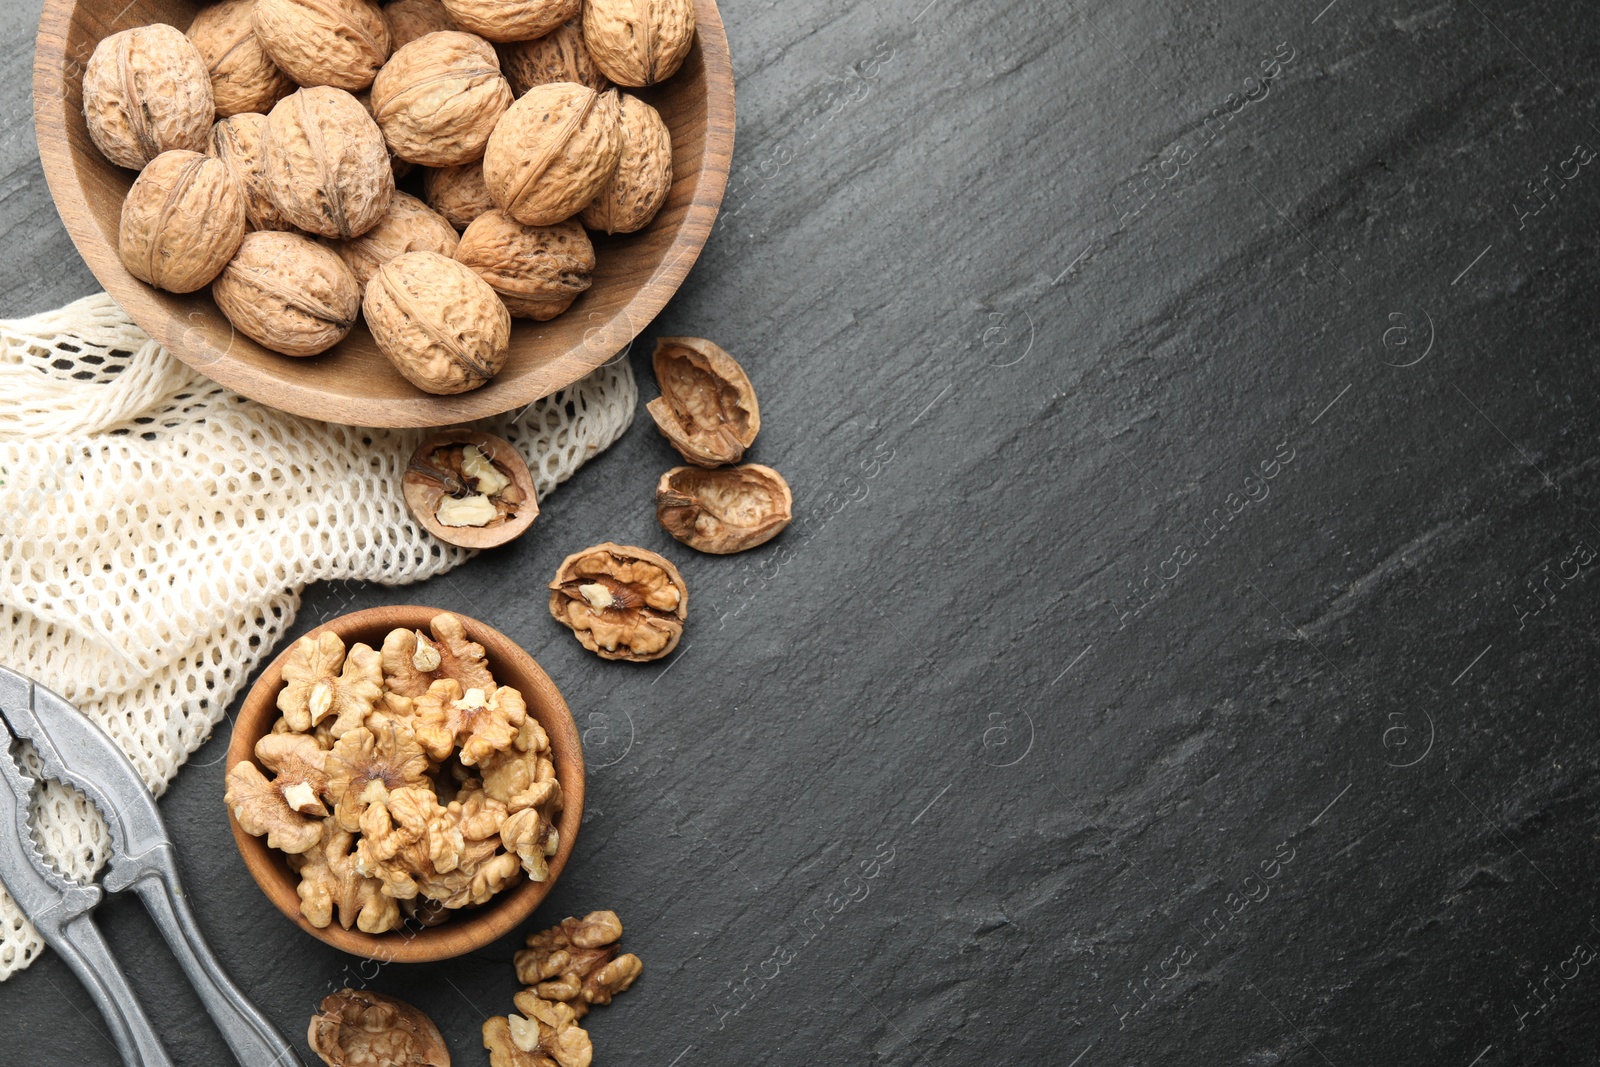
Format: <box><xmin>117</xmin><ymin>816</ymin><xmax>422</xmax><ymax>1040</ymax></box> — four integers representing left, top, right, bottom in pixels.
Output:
<box><xmin>0</xmin><ymin>293</ymin><xmax>636</xmax><ymax>979</ymax></box>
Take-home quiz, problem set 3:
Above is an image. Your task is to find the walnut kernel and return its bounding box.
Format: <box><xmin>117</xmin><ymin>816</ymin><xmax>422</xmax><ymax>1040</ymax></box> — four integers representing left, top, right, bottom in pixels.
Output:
<box><xmin>547</xmin><ymin>543</ymin><xmax>687</xmax><ymax>662</ymax></box>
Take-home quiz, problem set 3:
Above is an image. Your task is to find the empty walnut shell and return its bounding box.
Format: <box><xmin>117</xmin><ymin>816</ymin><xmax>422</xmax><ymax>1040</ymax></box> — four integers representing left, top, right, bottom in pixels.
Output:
<box><xmin>548</xmin><ymin>542</ymin><xmax>687</xmax><ymax>662</ymax></box>
<box><xmin>327</xmin><ymin>191</ymin><xmax>460</xmax><ymax>287</ymax></box>
<box><xmin>454</xmin><ymin>211</ymin><xmax>593</xmax><ymax>320</ymax></box>
<box><xmin>371</xmin><ymin>31</ymin><xmax>513</xmax><ymax>167</ymax></box>
<box><xmin>404</xmin><ymin>430</ymin><xmax>539</xmax><ymax>549</ymax></box>
<box><xmin>646</xmin><ymin>337</ymin><xmax>761</xmax><ymax>467</ymax></box>
<box><xmin>656</xmin><ymin>465</ymin><xmax>793</xmax><ymax>554</ymax></box>
<box><xmin>582</xmin><ymin>0</ymin><xmax>695</xmax><ymax>87</ymax></box>
<box><xmin>187</xmin><ymin>0</ymin><xmax>295</xmax><ymax>117</ymax></box>
<box><xmin>497</xmin><ymin>19</ymin><xmax>608</xmax><ymax>95</ymax></box>
<box><xmin>265</xmin><ymin>86</ymin><xmax>395</xmax><ymax>239</ymax></box>
<box><xmin>579</xmin><ymin>92</ymin><xmax>670</xmax><ymax>234</ymax></box>
<box><xmin>209</xmin><ymin>113</ymin><xmax>302</xmax><ymax>233</ymax></box>
<box><xmin>254</xmin><ymin>0</ymin><xmax>392</xmax><ymax>91</ymax></box>
<box><xmin>82</xmin><ymin>24</ymin><xmax>214</xmax><ymax>170</ymax></box>
<box><xmin>213</xmin><ymin>231</ymin><xmax>362</xmax><ymax>356</ymax></box>
<box><xmin>385</xmin><ymin>0</ymin><xmax>460</xmax><ymax>49</ymax></box>
<box><xmin>482</xmin><ymin>82</ymin><xmax>622</xmax><ymax>227</ymax></box>
<box><xmin>363</xmin><ymin>250</ymin><xmax>512</xmax><ymax>394</ymax></box>
<box><xmin>309</xmin><ymin>989</ymin><xmax>449</xmax><ymax>1067</ymax></box>
<box><xmin>425</xmin><ymin>162</ymin><xmax>496</xmax><ymax>229</ymax></box>
<box><xmin>443</xmin><ymin>0</ymin><xmax>579</xmax><ymax>42</ymax></box>
<box><xmin>119</xmin><ymin>150</ymin><xmax>247</xmax><ymax>294</ymax></box>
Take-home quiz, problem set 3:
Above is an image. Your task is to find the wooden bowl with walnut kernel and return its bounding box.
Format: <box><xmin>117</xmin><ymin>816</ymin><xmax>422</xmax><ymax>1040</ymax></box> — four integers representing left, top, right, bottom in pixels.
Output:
<box><xmin>225</xmin><ymin>605</ymin><xmax>584</xmax><ymax>963</ymax></box>
<box><xmin>34</xmin><ymin>0</ymin><xmax>734</xmax><ymax>428</ymax></box>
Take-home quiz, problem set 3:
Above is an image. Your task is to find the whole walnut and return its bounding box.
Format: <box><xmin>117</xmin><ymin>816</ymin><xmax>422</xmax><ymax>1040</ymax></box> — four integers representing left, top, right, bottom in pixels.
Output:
<box><xmin>187</xmin><ymin>0</ymin><xmax>295</xmax><ymax>117</ymax></box>
<box><xmin>119</xmin><ymin>150</ymin><xmax>247</xmax><ymax>293</ymax></box>
<box><xmin>370</xmin><ymin>31</ymin><xmax>512</xmax><ymax>167</ymax></box>
<box><xmin>579</xmin><ymin>92</ymin><xmax>670</xmax><ymax>234</ymax></box>
<box><xmin>442</xmin><ymin>0</ymin><xmax>578</xmax><ymax>43</ymax></box>
<box><xmin>363</xmin><ymin>251</ymin><xmax>511</xmax><ymax>394</ymax></box>
<box><xmin>455</xmin><ymin>211</ymin><xmax>593</xmax><ymax>320</ymax></box>
<box><xmin>213</xmin><ymin>231</ymin><xmax>362</xmax><ymax>356</ymax></box>
<box><xmin>482</xmin><ymin>83</ymin><xmax>621</xmax><ymax>227</ymax></box>
<box><xmin>384</xmin><ymin>0</ymin><xmax>459</xmax><ymax>49</ymax></box>
<box><xmin>498</xmin><ymin>19</ymin><xmax>607</xmax><ymax>95</ymax></box>
<box><xmin>327</xmin><ymin>191</ymin><xmax>460</xmax><ymax>287</ymax></box>
<box><xmin>582</xmin><ymin>0</ymin><xmax>695</xmax><ymax>87</ymax></box>
<box><xmin>209</xmin><ymin>113</ymin><xmax>302</xmax><ymax>232</ymax></box>
<box><xmin>425</xmin><ymin>162</ymin><xmax>495</xmax><ymax>229</ymax></box>
<box><xmin>82</xmin><ymin>24</ymin><xmax>214</xmax><ymax>170</ymax></box>
<box><xmin>265</xmin><ymin>87</ymin><xmax>395</xmax><ymax>238</ymax></box>
<box><xmin>254</xmin><ymin>0</ymin><xmax>391</xmax><ymax>91</ymax></box>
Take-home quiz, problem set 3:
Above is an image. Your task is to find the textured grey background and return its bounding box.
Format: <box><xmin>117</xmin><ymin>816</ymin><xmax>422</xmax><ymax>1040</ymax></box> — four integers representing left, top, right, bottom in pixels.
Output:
<box><xmin>5</xmin><ymin>0</ymin><xmax>1600</xmax><ymax>1064</ymax></box>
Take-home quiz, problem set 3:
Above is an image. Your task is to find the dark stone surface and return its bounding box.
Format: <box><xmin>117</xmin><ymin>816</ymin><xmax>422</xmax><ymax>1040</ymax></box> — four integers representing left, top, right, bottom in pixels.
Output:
<box><xmin>5</xmin><ymin>0</ymin><xmax>1600</xmax><ymax>1064</ymax></box>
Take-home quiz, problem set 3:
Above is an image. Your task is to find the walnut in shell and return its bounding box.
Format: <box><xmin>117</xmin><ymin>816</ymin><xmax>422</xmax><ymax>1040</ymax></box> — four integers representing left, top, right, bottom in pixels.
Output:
<box><xmin>82</xmin><ymin>24</ymin><xmax>214</xmax><ymax>170</ymax></box>
<box><xmin>213</xmin><ymin>231</ymin><xmax>362</xmax><ymax>356</ymax></box>
<box><xmin>425</xmin><ymin>162</ymin><xmax>496</xmax><ymax>228</ymax></box>
<box><xmin>548</xmin><ymin>542</ymin><xmax>687</xmax><ymax>662</ymax></box>
<box><xmin>582</xmin><ymin>0</ymin><xmax>695</xmax><ymax>87</ymax></box>
<box><xmin>482</xmin><ymin>83</ymin><xmax>622</xmax><ymax>227</ymax></box>
<box><xmin>454</xmin><ymin>212</ymin><xmax>593</xmax><ymax>320</ymax></box>
<box><xmin>363</xmin><ymin>250</ymin><xmax>512</xmax><ymax>394</ymax></box>
<box><xmin>309</xmin><ymin>989</ymin><xmax>449</xmax><ymax>1067</ymax></box>
<box><xmin>579</xmin><ymin>92</ymin><xmax>670</xmax><ymax>234</ymax></box>
<box><xmin>187</xmin><ymin>0</ymin><xmax>296</xmax><ymax>117</ymax></box>
<box><xmin>370</xmin><ymin>31</ymin><xmax>513</xmax><ymax>167</ymax></box>
<box><xmin>254</xmin><ymin>0</ymin><xmax>392</xmax><ymax>91</ymax></box>
<box><xmin>384</xmin><ymin>0</ymin><xmax>460</xmax><ymax>49</ymax></box>
<box><xmin>291</xmin><ymin>821</ymin><xmax>402</xmax><ymax>932</ymax></box>
<box><xmin>443</xmin><ymin>0</ymin><xmax>579</xmax><ymax>42</ymax></box>
<box><xmin>118</xmin><ymin>150</ymin><xmax>247</xmax><ymax>294</ymax></box>
<box><xmin>327</xmin><ymin>191</ymin><xmax>460</xmax><ymax>287</ymax></box>
<box><xmin>209</xmin><ymin>113</ymin><xmax>302</xmax><ymax>232</ymax></box>
<box><xmin>265</xmin><ymin>86</ymin><xmax>395</xmax><ymax>238</ymax></box>
<box><xmin>497</xmin><ymin>19</ymin><xmax>607</xmax><ymax>94</ymax></box>
<box><xmin>656</xmin><ymin>464</ymin><xmax>793</xmax><ymax>554</ymax></box>
<box><xmin>646</xmin><ymin>336</ymin><xmax>761</xmax><ymax>466</ymax></box>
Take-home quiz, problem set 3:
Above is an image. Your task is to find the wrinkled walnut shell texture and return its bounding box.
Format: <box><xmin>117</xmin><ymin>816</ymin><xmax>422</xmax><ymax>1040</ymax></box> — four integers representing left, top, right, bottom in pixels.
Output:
<box><xmin>582</xmin><ymin>0</ymin><xmax>696</xmax><ymax>87</ymax></box>
<box><xmin>579</xmin><ymin>92</ymin><xmax>671</xmax><ymax>234</ymax></box>
<box><xmin>371</xmin><ymin>31</ymin><xmax>513</xmax><ymax>167</ymax></box>
<box><xmin>119</xmin><ymin>150</ymin><xmax>246</xmax><ymax>294</ymax></box>
<box><xmin>187</xmin><ymin>0</ymin><xmax>295</xmax><ymax>117</ymax></box>
<box><xmin>483</xmin><ymin>82</ymin><xmax>622</xmax><ymax>227</ymax></box>
<box><xmin>213</xmin><ymin>231</ymin><xmax>362</xmax><ymax>356</ymax></box>
<box><xmin>309</xmin><ymin>989</ymin><xmax>450</xmax><ymax>1067</ymax></box>
<box><xmin>384</xmin><ymin>0</ymin><xmax>460</xmax><ymax>50</ymax></box>
<box><xmin>364</xmin><ymin>250</ymin><xmax>512</xmax><ymax>394</ymax></box>
<box><xmin>444</xmin><ymin>0</ymin><xmax>580</xmax><ymax>42</ymax></box>
<box><xmin>425</xmin><ymin>162</ymin><xmax>496</xmax><ymax>229</ymax></box>
<box><xmin>656</xmin><ymin>464</ymin><xmax>793</xmax><ymax>554</ymax></box>
<box><xmin>265</xmin><ymin>87</ymin><xmax>396</xmax><ymax>239</ymax></box>
<box><xmin>646</xmin><ymin>336</ymin><xmax>761</xmax><ymax>467</ymax></box>
<box><xmin>209</xmin><ymin>113</ymin><xmax>302</xmax><ymax>233</ymax></box>
<box><xmin>328</xmin><ymin>191</ymin><xmax>460</xmax><ymax>287</ymax></box>
<box><xmin>497</xmin><ymin>19</ymin><xmax>608</xmax><ymax>94</ymax></box>
<box><xmin>83</xmin><ymin>23</ymin><xmax>214</xmax><ymax>170</ymax></box>
<box><xmin>454</xmin><ymin>211</ymin><xmax>593</xmax><ymax>320</ymax></box>
<box><xmin>547</xmin><ymin>542</ymin><xmax>687</xmax><ymax>662</ymax></box>
<box><xmin>254</xmin><ymin>0</ymin><xmax>392</xmax><ymax>91</ymax></box>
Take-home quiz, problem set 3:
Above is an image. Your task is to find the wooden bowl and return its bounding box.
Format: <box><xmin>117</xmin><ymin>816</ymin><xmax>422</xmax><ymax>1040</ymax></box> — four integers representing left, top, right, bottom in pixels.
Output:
<box><xmin>33</xmin><ymin>0</ymin><xmax>734</xmax><ymax>428</ymax></box>
<box><xmin>224</xmin><ymin>606</ymin><xmax>584</xmax><ymax>962</ymax></box>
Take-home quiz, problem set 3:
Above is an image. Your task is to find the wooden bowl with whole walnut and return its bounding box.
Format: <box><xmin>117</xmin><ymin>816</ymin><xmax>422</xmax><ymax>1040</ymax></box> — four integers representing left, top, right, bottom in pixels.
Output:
<box><xmin>33</xmin><ymin>0</ymin><xmax>734</xmax><ymax>428</ymax></box>
<box><xmin>225</xmin><ymin>605</ymin><xmax>584</xmax><ymax>962</ymax></box>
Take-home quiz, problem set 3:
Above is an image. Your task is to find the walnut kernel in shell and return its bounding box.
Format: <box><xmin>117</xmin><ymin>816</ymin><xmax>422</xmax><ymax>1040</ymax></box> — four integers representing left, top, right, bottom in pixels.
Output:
<box><xmin>82</xmin><ymin>24</ymin><xmax>214</xmax><ymax>170</ymax></box>
<box><xmin>327</xmin><ymin>191</ymin><xmax>460</xmax><ymax>287</ymax></box>
<box><xmin>384</xmin><ymin>0</ymin><xmax>461</xmax><ymax>50</ymax></box>
<box><xmin>656</xmin><ymin>464</ymin><xmax>793</xmax><ymax>555</ymax></box>
<box><xmin>371</xmin><ymin>31</ymin><xmax>513</xmax><ymax>167</ymax></box>
<box><xmin>482</xmin><ymin>82</ymin><xmax>622</xmax><ymax>227</ymax></box>
<box><xmin>497</xmin><ymin>19</ymin><xmax>608</xmax><ymax>95</ymax></box>
<box><xmin>363</xmin><ymin>250</ymin><xmax>512</xmax><ymax>394</ymax></box>
<box><xmin>548</xmin><ymin>542</ymin><xmax>687</xmax><ymax>662</ymax></box>
<box><xmin>454</xmin><ymin>212</ymin><xmax>593</xmax><ymax>320</ymax></box>
<box><xmin>265</xmin><ymin>86</ymin><xmax>395</xmax><ymax>238</ymax></box>
<box><xmin>579</xmin><ymin>92</ymin><xmax>671</xmax><ymax>234</ymax></box>
<box><xmin>424</xmin><ymin>162</ymin><xmax>496</xmax><ymax>229</ymax></box>
<box><xmin>118</xmin><ymin>150</ymin><xmax>247</xmax><ymax>294</ymax></box>
<box><xmin>309</xmin><ymin>989</ymin><xmax>450</xmax><ymax>1067</ymax></box>
<box><xmin>646</xmin><ymin>336</ymin><xmax>761</xmax><ymax>467</ymax></box>
<box><xmin>187</xmin><ymin>0</ymin><xmax>296</xmax><ymax>117</ymax></box>
<box><xmin>581</xmin><ymin>0</ymin><xmax>695</xmax><ymax>87</ymax></box>
<box><xmin>213</xmin><ymin>231</ymin><xmax>362</xmax><ymax>356</ymax></box>
<box><xmin>444</xmin><ymin>0</ymin><xmax>580</xmax><ymax>43</ymax></box>
<box><xmin>254</xmin><ymin>0</ymin><xmax>392</xmax><ymax>91</ymax></box>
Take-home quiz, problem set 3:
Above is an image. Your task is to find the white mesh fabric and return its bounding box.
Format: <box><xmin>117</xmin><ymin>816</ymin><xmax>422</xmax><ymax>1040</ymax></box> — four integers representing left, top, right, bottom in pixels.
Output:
<box><xmin>0</xmin><ymin>293</ymin><xmax>637</xmax><ymax>977</ymax></box>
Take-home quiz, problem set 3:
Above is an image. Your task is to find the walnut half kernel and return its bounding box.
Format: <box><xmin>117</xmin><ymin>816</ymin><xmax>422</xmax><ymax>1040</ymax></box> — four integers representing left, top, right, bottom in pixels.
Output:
<box><xmin>547</xmin><ymin>543</ymin><xmax>687</xmax><ymax>662</ymax></box>
<box><xmin>309</xmin><ymin>989</ymin><xmax>450</xmax><ymax>1067</ymax></box>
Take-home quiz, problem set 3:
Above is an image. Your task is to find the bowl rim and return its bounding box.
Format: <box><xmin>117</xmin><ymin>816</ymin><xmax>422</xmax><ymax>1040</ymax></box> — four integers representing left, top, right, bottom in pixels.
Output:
<box><xmin>223</xmin><ymin>605</ymin><xmax>585</xmax><ymax>963</ymax></box>
<box><xmin>31</xmin><ymin>0</ymin><xmax>735</xmax><ymax>428</ymax></box>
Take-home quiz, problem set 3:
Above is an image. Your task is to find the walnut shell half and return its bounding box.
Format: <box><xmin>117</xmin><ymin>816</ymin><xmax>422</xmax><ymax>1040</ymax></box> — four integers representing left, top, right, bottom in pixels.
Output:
<box><xmin>497</xmin><ymin>19</ymin><xmax>608</xmax><ymax>95</ymax></box>
<box><xmin>187</xmin><ymin>0</ymin><xmax>296</xmax><ymax>117</ymax></box>
<box><xmin>82</xmin><ymin>23</ymin><xmax>214</xmax><ymax>170</ymax></box>
<box><xmin>579</xmin><ymin>91</ymin><xmax>671</xmax><ymax>234</ymax></box>
<box><xmin>119</xmin><ymin>150</ymin><xmax>247</xmax><ymax>294</ymax></box>
<box><xmin>371</xmin><ymin>31</ymin><xmax>513</xmax><ymax>167</ymax></box>
<box><xmin>454</xmin><ymin>211</ymin><xmax>593</xmax><ymax>320</ymax></box>
<box><xmin>265</xmin><ymin>86</ymin><xmax>395</xmax><ymax>238</ymax></box>
<box><xmin>548</xmin><ymin>542</ymin><xmax>687</xmax><ymax>662</ymax></box>
<box><xmin>645</xmin><ymin>336</ymin><xmax>760</xmax><ymax>467</ymax></box>
<box><xmin>656</xmin><ymin>464</ymin><xmax>793</xmax><ymax>554</ymax></box>
<box><xmin>364</xmin><ymin>250</ymin><xmax>512</xmax><ymax>394</ymax></box>
<box><xmin>254</xmin><ymin>0</ymin><xmax>392</xmax><ymax>91</ymax></box>
<box><xmin>582</xmin><ymin>0</ymin><xmax>695</xmax><ymax>87</ymax></box>
<box><xmin>213</xmin><ymin>231</ymin><xmax>362</xmax><ymax>356</ymax></box>
<box><xmin>482</xmin><ymin>82</ymin><xmax>622</xmax><ymax>227</ymax></box>
<box><xmin>309</xmin><ymin>989</ymin><xmax>450</xmax><ymax>1067</ymax></box>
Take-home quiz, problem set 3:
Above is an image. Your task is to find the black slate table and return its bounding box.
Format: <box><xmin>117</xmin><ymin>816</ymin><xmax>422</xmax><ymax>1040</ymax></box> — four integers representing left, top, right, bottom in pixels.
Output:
<box><xmin>5</xmin><ymin>1</ymin><xmax>1600</xmax><ymax>1064</ymax></box>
